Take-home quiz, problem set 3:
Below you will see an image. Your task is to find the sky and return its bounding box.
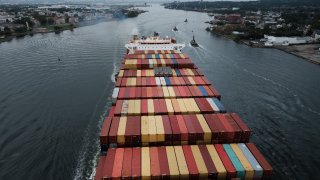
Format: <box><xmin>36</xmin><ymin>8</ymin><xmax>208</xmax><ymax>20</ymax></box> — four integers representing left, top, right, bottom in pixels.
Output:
<box><xmin>0</xmin><ymin>0</ymin><xmax>254</xmax><ymax>4</ymax></box>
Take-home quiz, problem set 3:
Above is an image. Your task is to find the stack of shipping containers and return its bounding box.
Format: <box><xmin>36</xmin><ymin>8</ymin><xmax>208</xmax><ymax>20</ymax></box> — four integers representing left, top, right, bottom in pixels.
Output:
<box><xmin>95</xmin><ymin>50</ymin><xmax>272</xmax><ymax>179</ymax></box>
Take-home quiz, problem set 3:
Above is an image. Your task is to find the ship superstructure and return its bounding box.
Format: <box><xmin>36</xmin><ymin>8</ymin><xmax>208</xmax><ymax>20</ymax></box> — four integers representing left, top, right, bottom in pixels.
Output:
<box><xmin>125</xmin><ymin>34</ymin><xmax>185</xmax><ymax>54</ymax></box>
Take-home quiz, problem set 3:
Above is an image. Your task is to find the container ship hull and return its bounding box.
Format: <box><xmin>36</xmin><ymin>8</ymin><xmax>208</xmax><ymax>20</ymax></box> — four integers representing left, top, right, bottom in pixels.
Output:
<box><xmin>93</xmin><ymin>35</ymin><xmax>272</xmax><ymax>180</ymax></box>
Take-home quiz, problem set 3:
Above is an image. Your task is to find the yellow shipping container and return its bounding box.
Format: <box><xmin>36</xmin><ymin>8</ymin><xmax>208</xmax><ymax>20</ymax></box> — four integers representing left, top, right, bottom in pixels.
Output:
<box><xmin>189</xmin><ymin>98</ymin><xmax>200</xmax><ymax>113</ymax></box>
<box><xmin>130</xmin><ymin>78</ymin><xmax>137</xmax><ymax>86</ymax></box>
<box><xmin>118</xmin><ymin>70</ymin><xmax>124</xmax><ymax>77</ymax></box>
<box><xmin>126</xmin><ymin>78</ymin><xmax>132</xmax><ymax>87</ymax></box>
<box><xmin>141</xmin><ymin>54</ymin><xmax>145</xmax><ymax>59</ymax></box>
<box><xmin>180</xmin><ymin>54</ymin><xmax>185</xmax><ymax>58</ymax></box>
<box><xmin>152</xmin><ymin>54</ymin><xmax>156</xmax><ymax>59</ymax></box>
<box><xmin>141</xmin><ymin>147</ymin><xmax>151</xmax><ymax>180</ymax></box>
<box><xmin>177</xmin><ymin>99</ymin><xmax>187</xmax><ymax>113</ymax></box>
<box><xmin>159</xmin><ymin>54</ymin><xmax>164</xmax><ymax>59</ymax></box>
<box><xmin>155</xmin><ymin>116</ymin><xmax>165</xmax><ymax>142</ymax></box>
<box><xmin>206</xmin><ymin>145</ymin><xmax>227</xmax><ymax>180</ymax></box>
<box><xmin>167</xmin><ymin>87</ymin><xmax>176</xmax><ymax>98</ymax></box>
<box><xmin>165</xmin><ymin>99</ymin><xmax>174</xmax><ymax>115</ymax></box>
<box><xmin>134</xmin><ymin>100</ymin><xmax>141</xmax><ymax>115</ymax></box>
<box><xmin>148</xmin><ymin>116</ymin><xmax>157</xmax><ymax>142</ymax></box>
<box><xmin>117</xmin><ymin>117</ymin><xmax>127</xmax><ymax>144</ymax></box>
<box><xmin>182</xmin><ymin>98</ymin><xmax>193</xmax><ymax>114</ymax></box>
<box><xmin>187</xmin><ymin>69</ymin><xmax>194</xmax><ymax>76</ymax></box>
<box><xmin>152</xmin><ymin>59</ymin><xmax>157</xmax><ymax>67</ymax></box>
<box><xmin>230</xmin><ymin>144</ymin><xmax>255</xmax><ymax>179</ymax></box>
<box><xmin>161</xmin><ymin>50</ymin><xmax>165</xmax><ymax>54</ymax></box>
<box><xmin>147</xmin><ymin>99</ymin><xmax>154</xmax><ymax>115</ymax></box>
<box><xmin>196</xmin><ymin>114</ymin><xmax>212</xmax><ymax>143</ymax></box>
<box><xmin>162</xmin><ymin>87</ymin><xmax>170</xmax><ymax>98</ymax></box>
<box><xmin>166</xmin><ymin>54</ymin><xmax>171</xmax><ymax>59</ymax></box>
<box><xmin>172</xmin><ymin>69</ymin><xmax>177</xmax><ymax>76</ymax></box>
<box><xmin>149</xmin><ymin>70</ymin><xmax>155</xmax><ymax>77</ymax></box>
<box><xmin>187</xmin><ymin>76</ymin><xmax>196</xmax><ymax>85</ymax></box>
<box><xmin>166</xmin><ymin>146</ymin><xmax>179</xmax><ymax>178</ymax></box>
<box><xmin>141</xmin><ymin>116</ymin><xmax>149</xmax><ymax>143</ymax></box>
<box><xmin>128</xmin><ymin>100</ymin><xmax>135</xmax><ymax>115</ymax></box>
<box><xmin>174</xmin><ymin>146</ymin><xmax>189</xmax><ymax>179</ymax></box>
<box><xmin>161</xmin><ymin>59</ymin><xmax>166</xmax><ymax>67</ymax></box>
<box><xmin>137</xmin><ymin>70</ymin><xmax>141</xmax><ymax>77</ymax></box>
<box><xmin>191</xmin><ymin>145</ymin><xmax>208</xmax><ymax>179</ymax></box>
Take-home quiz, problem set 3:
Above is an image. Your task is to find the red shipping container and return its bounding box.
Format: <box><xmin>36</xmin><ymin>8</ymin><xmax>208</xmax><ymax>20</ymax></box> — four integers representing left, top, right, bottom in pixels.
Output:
<box><xmin>137</xmin><ymin>59</ymin><xmax>142</xmax><ymax>69</ymax></box>
<box><xmin>217</xmin><ymin>114</ymin><xmax>236</xmax><ymax>143</ymax></box>
<box><xmin>132</xmin><ymin>148</ymin><xmax>141</xmax><ymax>179</ymax></box>
<box><xmin>224</xmin><ymin>114</ymin><xmax>242</xmax><ymax>143</ymax></box>
<box><xmin>109</xmin><ymin>117</ymin><xmax>120</xmax><ymax>144</ymax></box>
<box><xmin>141</xmin><ymin>77</ymin><xmax>147</xmax><ymax>86</ymax></box>
<box><xmin>150</xmin><ymin>147</ymin><xmax>161</xmax><ymax>179</ymax></box>
<box><xmin>141</xmin><ymin>87</ymin><xmax>147</xmax><ymax>99</ymax></box>
<box><xmin>231</xmin><ymin>113</ymin><xmax>251</xmax><ymax>142</ymax></box>
<box><xmin>102</xmin><ymin>148</ymin><xmax>116</xmax><ymax>179</ymax></box>
<box><xmin>201</xmin><ymin>77</ymin><xmax>211</xmax><ymax>85</ymax></box>
<box><xmin>198</xmin><ymin>145</ymin><xmax>218</xmax><ymax>179</ymax></box>
<box><xmin>112</xmin><ymin>148</ymin><xmax>125</xmax><ymax>179</ymax></box>
<box><xmin>125</xmin><ymin>116</ymin><xmax>141</xmax><ymax>146</ymax></box>
<box><xmin>124</xmin><ymin>87</ymin><xmax>130</xmax><ymax>99</ymax></box>
<box><xmin>168</xmin><ymin>115</ymin><xmax>181</xmax><ymax>141</ymax></box>
<box><xmin>162</xmin><ymin>115</ymin><xmax>172</xmax><ymax>145</ymax></box>
<box><xmin>214</xmin><ymin>144</ymin><xmax>237</xmax><ymax>179</ymax></box>
<box><xmin>120</xmin><ymin>78</ymin><xmax>127</xmax><ymax>87</ymax></box>
<box><xmin>135</xmin><ymin>87</ymin><xmax>142</xmax><ymax>99</ymax></box>
<box><xmin>158</xmin><ymin>146</ymin><xmax>170</xmax><ymax>179</ymax></box>
<box><xmin>157</xmin><ymin>87</ymin><xmax>164</xmax><ymax>98</ymax></box>
<box><xmin>194</xmin><ymin>98</ymin><xmax>213</xmax><ymax>113</ymax></box>
<box><xmin>136</xmin><ymin>77</ymin><xmax>142</xmax><ymax>86</ymax></box>
<box><xmin>204</xmin><ymin>114</ymin><xmax>227</xmax><ymax>143</ymax></box>
<box><xmin>94</xmin><ymin>156</ymin><xmax>106</xmax><ymax>180</ymax></box>
<box><xmin>118</xmin><ymin>88</ymin><xmax>125</xmax><ymax>100</ymax></box>
<box><xmin>108</xmin><ymin>106</ymin><xmax>115</xmax><ymax>117</ymax></box>
<box><xmin>189</xmin><ymin>114</ymin><xmax>204</xmax><ymax>141</ymax></box>
<box><xmin>182</xmin><ymin>115</ymin><xmax>196</xmax><ymax>144</ymax></box>
<box><xmin>173</xmin><ymin>87</ymin><xmax>181</xmax><ymax>98</ymax></box>
<box><xmin>152</xmin><ymin>87</ymin><xmax>159</xmax><ymax>98</ymax></box>
<box><xmin>121</xmin><ymin>148</ymin><xmax>132</xmax><ymax>179</ymax></box>
<box><xmin>129</xmin><ymin>87</ymin><xmax>135</xmax><ymax>99</ymax></box>
<box><xmin>150</xmin><ymin>77</ymin><xmax>156</xmax><ymax>86</ymax></box>
<box><xmin>246</xmin><ymin>143</ymin><xmax>273</xmax><ymax>179</ymax></box>
<box><xmin>158</xmin><ymin>99</ymin><xmax>168</xmax><ymax>115</ymax></box>
<box><xmin>177</xmin><ymin>115</ymin><xmax>189</xmax><ymax>142</ymax></box>
<box><xmin>153</xmin><ymin>99</ymin><xmax>161</xmax><ymax>115</ymax></box>
<box><xmin>177</xmin><ymin>86</ymin><xmax>187</xmax><ymax>97</ymax></box>
<box><xmin>209</xmin><ymin>86</ymin><xmax>221</xmax><ymax>100</ymax></box>
<box><xmin>114</xmin><ymin>100</ymin><xmax>123</xmax><ymax>116</ymax></box>
<box><xmin>182</xmin><ymin>145</ymin><xmax>199</xmax><ymax>179</ymax></box>
<box><xmin>100</xmin><ymin>117</ymin><xmax>113</xmax><ymax>145</ymax></box>
<box><xmin>141</xmin><ymin>99</ymin><xmax>148</xmax><ymax>115</ymax></box>
<box><xmin>141</xmin><ymin>70</ymin><xmax>146</xmax><ymax>77</ymax></box>
<box><xmin>147</xmin><ymin>87</ymin><xmax>153</xmax><ymax>98</ymax></box>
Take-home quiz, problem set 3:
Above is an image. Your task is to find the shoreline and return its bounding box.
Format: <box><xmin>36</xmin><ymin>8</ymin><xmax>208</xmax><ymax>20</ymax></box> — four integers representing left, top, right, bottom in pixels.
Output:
<box><xmin>207</xmin><ymin>30</ymin><xmax>320</xmax><ymax>65</ymax></box>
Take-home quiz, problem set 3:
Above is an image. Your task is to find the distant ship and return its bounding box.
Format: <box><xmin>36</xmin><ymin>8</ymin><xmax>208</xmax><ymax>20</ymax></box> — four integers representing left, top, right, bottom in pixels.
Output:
<box><xmin>173</xmin><ymin>26</ymin><xmax>178</xmax><ymax>31</ymax></box>
<box><xmin>190</xmin><ymin>31</ymin><xmax>199</xmax><ymax>47</ymax></box>
<box><xmin>184</xmin><ymin>18</ymin><xmax>188</xmax><ymax>22</ymax></box>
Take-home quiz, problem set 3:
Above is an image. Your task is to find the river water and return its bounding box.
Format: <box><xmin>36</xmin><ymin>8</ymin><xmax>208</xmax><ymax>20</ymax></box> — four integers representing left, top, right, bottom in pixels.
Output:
<box><xmin>0</xmin><ymin>4</ymin><xmax>320</xmax><ymax>180</ymax></box>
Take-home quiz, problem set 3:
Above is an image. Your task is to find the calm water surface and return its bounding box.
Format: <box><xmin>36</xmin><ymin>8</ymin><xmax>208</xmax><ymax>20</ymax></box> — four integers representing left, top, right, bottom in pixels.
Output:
<box><xmin>0</xmin><ymin>4</ymin><xmax>320</xmax><ymax>180</ymax></box>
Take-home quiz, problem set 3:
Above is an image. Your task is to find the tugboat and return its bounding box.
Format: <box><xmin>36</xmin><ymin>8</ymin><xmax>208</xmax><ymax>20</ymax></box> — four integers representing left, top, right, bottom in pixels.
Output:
<box><xmin>184</xmin><ymin>18</ymin><xmax>188</xmax><ymax>22</ymax></box>
<box><xmin>173</xmin><ymin>26</ymin><xmax>178</xmax><ymax>31</ymax></box>
<box><xmin>190</xmin><ymin>31</ymin><xmax>199</xmax><ymax>47</ymax></box>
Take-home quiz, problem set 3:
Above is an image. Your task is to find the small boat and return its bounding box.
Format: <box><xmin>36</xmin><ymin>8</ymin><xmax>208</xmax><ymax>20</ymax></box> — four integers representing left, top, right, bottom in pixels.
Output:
<box><xmin>184</xmin><ymin>18</ymin><xmax>188</xmax><ymax>22</ymax></box>
<box><xmin>173</xmin><ymin>26</ymin><xmax>178</xmax><ymax>31</ymax></box>
<box><xmin>190</xmin><ymin>31</ymin><xmax>199</xmax><ymax>47</ymax></box>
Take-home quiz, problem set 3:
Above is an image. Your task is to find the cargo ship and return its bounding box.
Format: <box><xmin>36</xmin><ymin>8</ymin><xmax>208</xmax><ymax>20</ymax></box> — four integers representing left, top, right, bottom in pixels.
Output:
<box><xmin>93</xmin><ymin>34</ymin><xmax>272</xmax><ymax>180</ymax></box>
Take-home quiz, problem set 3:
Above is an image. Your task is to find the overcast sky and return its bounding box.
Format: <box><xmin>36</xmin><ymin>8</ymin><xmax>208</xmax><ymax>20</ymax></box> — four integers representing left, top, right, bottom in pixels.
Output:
<box><xmin>0</xmin><ymin>0</ymin><xmax>257</xmax><ymax>4</ymax></box>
